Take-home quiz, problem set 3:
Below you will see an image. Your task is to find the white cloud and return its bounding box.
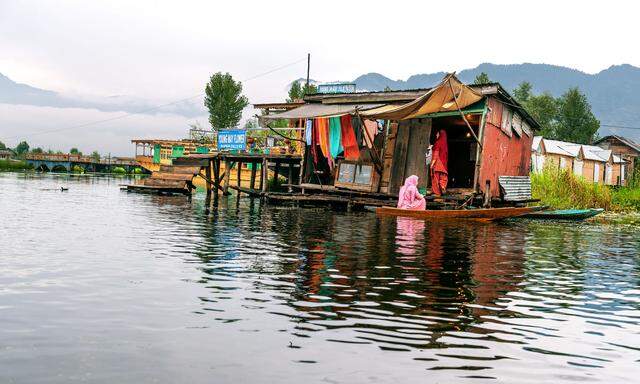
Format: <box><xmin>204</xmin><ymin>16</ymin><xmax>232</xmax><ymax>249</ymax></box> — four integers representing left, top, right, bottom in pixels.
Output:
<box><xmin>1</xmin><ymin>0</ymin><xmax>639</xmax><ymax>152</ymax></box>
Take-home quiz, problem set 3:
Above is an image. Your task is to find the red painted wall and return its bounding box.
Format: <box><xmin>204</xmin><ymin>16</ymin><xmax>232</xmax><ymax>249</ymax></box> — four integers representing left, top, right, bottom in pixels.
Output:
<box><xmin>478</xmin><ymin>97</ymin><xmax>533</xmax><ymax>197</ymax></box>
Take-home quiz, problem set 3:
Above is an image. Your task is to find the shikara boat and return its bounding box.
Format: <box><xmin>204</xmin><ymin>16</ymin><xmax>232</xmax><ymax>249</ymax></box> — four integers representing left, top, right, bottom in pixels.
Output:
<box><xmin>376</xmin><ymin>205</ymin><xmax>547</xmax><ymax>221</ymax></box>
<box><xmin>520</xmin><ymin>208</ymin><xmax>604</xmax><ymax>221</ymax></box>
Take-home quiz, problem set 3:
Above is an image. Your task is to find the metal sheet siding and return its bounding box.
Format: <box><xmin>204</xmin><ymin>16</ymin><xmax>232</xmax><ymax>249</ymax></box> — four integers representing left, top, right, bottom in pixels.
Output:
<box><xmin>479</xmin><ymin>97</ymin><xmax>533</xmax><ymax>197</ymax></box>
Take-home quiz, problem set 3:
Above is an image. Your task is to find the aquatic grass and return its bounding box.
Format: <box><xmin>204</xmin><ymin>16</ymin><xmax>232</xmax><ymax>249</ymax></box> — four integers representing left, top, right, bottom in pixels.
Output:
<box><xmin>0</xmin><ymin>159</ymin><xmax>33</xmax><ymax>171</ymax></box>
<box><xmin>611</xmin><ymin>187</ymin><xmax>640</xmax><ymax>211</ymax></box>
<box><xmin>531</xmin><ymin>166</ymin><xmax>612</xmax><ymax>210</ymax></box>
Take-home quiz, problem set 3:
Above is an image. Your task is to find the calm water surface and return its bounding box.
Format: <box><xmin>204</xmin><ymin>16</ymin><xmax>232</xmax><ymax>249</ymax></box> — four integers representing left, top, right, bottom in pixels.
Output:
<box><xmin>1</xmin><ymin>173</ymin><xmax>639</xmax><ymax>383</ymax></box>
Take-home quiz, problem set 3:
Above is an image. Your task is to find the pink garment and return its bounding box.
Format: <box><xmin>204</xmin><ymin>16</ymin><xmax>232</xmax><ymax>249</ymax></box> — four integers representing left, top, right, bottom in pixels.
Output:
<box><xmin>363</xmin><ymin>119</ymin><xmax>378</xmax><ymax>148</ymax></box>
<box><xmin>397</xmin><ymin>175</ymin><xmax>426</xmax><ymax>210</ymax></box>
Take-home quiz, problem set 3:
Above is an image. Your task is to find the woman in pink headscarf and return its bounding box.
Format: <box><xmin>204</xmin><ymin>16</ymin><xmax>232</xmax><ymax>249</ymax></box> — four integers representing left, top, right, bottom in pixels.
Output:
<box><xmin>397</xmin><ymin>175</ymin><xmax>426</xmax><ymax>210</ymax></box>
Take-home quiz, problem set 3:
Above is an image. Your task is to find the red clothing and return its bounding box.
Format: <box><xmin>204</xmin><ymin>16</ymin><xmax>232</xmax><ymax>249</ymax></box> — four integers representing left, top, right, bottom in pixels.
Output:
<box><xmin>340</xmin><ymin>115</ymin><xmax>359</xmax><ymax>160</ymax></box>
<box><xmin>430</xmin><ymin>130</ymin><xmax>448</xmax><ymax>195</ymax></box>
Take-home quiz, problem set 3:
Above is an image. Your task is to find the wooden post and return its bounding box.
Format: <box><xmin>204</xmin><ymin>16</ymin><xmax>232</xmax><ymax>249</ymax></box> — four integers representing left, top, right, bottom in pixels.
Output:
<box><xmin>223</xmin><ymin>159</ymin><xmax>231</xmax><ymax>195</ymax></box>
<box><xmin>273</xmin><ymin>161</ymin><xmax>280</xmax><ymax>189</ymax></box>
<box><xmin>236</xmin><ymin>161</ymin><xmax>243</xmax><ymax>190</ymax></box>
<box><xmin>213</xmin><ymin>158</ymin><xmax>220</xmax><ymax>204</ymax></box>
<box><xmin>205</xmin><ymin>160</ymin><xmax>212</xmax><ymax>197</ymax></box>
<box><xmin>250</xmin><ymin>162</ymin><xmax>257</xmax><ymax>191</ymax></box>
<box><xmin>261</xmin><ymin>157</ymin><xmax>268</xmax><ymax>193</ymax></box>
<box><xmin>288</xmin><ymin>162</ymin><xmax>294</xmax><ymax>193</ymax></box>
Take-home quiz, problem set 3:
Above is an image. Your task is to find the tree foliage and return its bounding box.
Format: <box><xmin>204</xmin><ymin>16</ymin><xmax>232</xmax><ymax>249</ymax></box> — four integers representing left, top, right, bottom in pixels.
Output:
<box><xmin>287</xmin><ymin>80</ymin><xmax>318</xmax><ymax>102</ymax></box>
<box><xmin>474</xmin><ymin>72</ymin><xmax>490</xmax><ymax>84</ymax></box>
<box><xmin>0</xmin><ymin>140</ymin><xmax>6</xmax><ymax>150</ymax></box>
<box><xmin>204</xmin><ymin>72</ymin><xmax>248</xmax><ymax>130</ymax></box>
<box><xmin>70</xmin><ymin>147</ymin><xmax>82</xmax><ymax>155</ymax></box>
<box><xmin>31</xmin><ymin>147</ymin><xmax>44</xmax><ymax>154</ymax></box>
<box><xmin>555</xmin><ymin>88</ymin><xmax>600</xmax><ymax>144</ymax></box>
<box><xmin>513</xmin><ymin>82</ymin><xmax>599</xmax><ymax>144</ymax></box>
<box><xmin>15</xmin><ymin>141</ymin><xmax>29</xmax><ymax>155</ymax></box>
<box><xmin>91</xmin><ymin>151</ymin><xmax>101</xmax><ymax>161</ymax></box>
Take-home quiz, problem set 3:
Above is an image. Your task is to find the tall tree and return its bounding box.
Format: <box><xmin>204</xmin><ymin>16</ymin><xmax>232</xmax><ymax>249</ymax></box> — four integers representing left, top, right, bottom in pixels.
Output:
<box><xmin>473</xmin><ymin>72</ymin><xmax>490</xmax><ymax>84</ymax></box>
<box><xmin>204</xmin><ymin>72</ymin><xmax>248</xmax><ymax>130</ymax></box>
<box><xmin>15</xmin><ymin>141</ymin><xmax>29</xmax><ymax>155</ymax></box>
<box><xmin>0</xmin><ymin>140</ymin><xmax>6</xmax><ymax>150</ymax></box>
<box><xmin>513</xmin><ymin>81</ymin><xmax>533</xmax><ymax>104</ymax></box>
<box><xmin>31</xmin><ymin>147</ymin><xmax>44</xmax><ymax>154</ymax></box>
<box><xmin>302</xmin><ymin>83</ymin><xmax>317</xmax><ymax>96</ymax></box>
<box><xmin>287</xmin><ymin>81</ymin><xmax>303</xmax><ymax>102</ymax></box>
<box><xmin>525</xmin><ymin>92</ymin><xmax>559</xmax><ymax>138</ymax></box>
<box><xmin>555</xmin><ymin>87</ymin><xmax>600</xmax><ymax>144</ymax></box>
<box><xmin>90</xmin><ymin>151</ymin><xmax>101</xmax><ymax>161</ymax></box>
<box><xmin>70</xmin><ymin>147</ymin><xmax>82</xmax><ymax>155</ymax></box>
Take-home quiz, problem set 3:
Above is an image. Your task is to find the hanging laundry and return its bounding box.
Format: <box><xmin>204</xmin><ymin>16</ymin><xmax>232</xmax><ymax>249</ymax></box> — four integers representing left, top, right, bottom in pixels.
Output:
<box><xmin>352</xmin><ymin>117</ymin><xmax>363</xmax><ymax>147</ymax></box>
<box><xmin>363</xmin><ymin>119</ymin><xmax>378</xmax><ymax>148</ymax></box>
<box><xmin>305</xmin><ymin>119</ymin><xmax>313</xmax><ymax>146</ymax></box>
<box><xmin>340</xmin><ymin>115</ymin><xmax>359</xmax><ymax>161</ymax></box>
<box><xmin>311</xmin><ymin>118</ymin><xmax>319</xmax><ymax>165</ymax></box>
<box><xmin>316</xmin><ymin>118</ymin><xmax>333</xmax><ymax>168</ymax></box>
<box><xmin>329</xmin><ymin>117</ymin><xmax>343</xmax><ymax>159</ymax></box>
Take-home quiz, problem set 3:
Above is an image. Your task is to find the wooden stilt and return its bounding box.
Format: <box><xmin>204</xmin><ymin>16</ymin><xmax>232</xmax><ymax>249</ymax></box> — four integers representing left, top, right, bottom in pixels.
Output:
<box><xmin>205</xmin><ymin>161</ymin><xmax>212</xmax><ymax>197</ymax></box>
<box><xmin>273</xmin><ymin>161</ymin><xmax>280</xmax><ymax>190</ymax></box>
<box><xmin>250</xmin><ymin>162</ymin><xmax>257</xmax><ymax>192</ymax></box>
<box><xmin>236</xmin><ymin>161</ymin><xmax>242</xmax><ymax>190</ymax></box>
<box><xmin>223</xmin><ymin>159</ymin><xmax>231</xmax><ymax>195</ymax></box>
<box><xmin>261</xmin><ymin>157</ymin><xmax>268</xmax><ymax>193</ymax></box>
<box><xmin>288</xmin><ymin>162</ymin><xmax>294</xmax><ymax>193</ymax></box>
<box><xmin>213</xmin><ymin>158</ymin><xmax>220</xmax><ymax>204</ymax></box>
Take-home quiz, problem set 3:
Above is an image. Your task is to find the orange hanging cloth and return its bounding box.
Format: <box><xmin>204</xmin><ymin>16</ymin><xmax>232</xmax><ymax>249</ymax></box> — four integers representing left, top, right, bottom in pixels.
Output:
<box><xmin>316</xmin><ymin>118</ymin><xmax>333</xmax><ymax>168</ymax></box>
<box><xmin>340</xmin><ymin>115</ymin><xmax>359</xmax><ymax>161</ymax></box>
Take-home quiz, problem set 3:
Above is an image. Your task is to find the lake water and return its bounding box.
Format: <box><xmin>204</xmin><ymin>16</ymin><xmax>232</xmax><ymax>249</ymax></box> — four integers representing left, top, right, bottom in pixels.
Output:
<box><xmin>1</xmin><ymin>173</ymin><xmax>639</xmax><ymax>383</ymax></box>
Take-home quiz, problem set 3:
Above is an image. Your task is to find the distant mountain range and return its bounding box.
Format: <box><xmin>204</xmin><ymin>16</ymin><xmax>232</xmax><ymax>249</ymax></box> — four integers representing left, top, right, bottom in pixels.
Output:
<box><xmin>2</xmin><ymin>63</ymin><xmax>640</xmax><ymax>140</ymax></box>
<box><xmin>0</xmin><ymin>72</ymin><xmax>203</xmax><ymax>117</ymax></box>
<box><xmin>351</xmin><ymin>63</ymin><xmax>640</xmax><ymax>139</ymax></box>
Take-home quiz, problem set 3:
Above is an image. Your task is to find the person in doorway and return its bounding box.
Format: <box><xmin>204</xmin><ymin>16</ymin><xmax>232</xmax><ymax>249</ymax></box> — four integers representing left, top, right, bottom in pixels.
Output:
<box><xmin>430</xmin><ymin>129</ymin><xmax>448</xmax><ymax>196</ymax></box>
<box><xmin>397</xmin><ymin>175</ymin><xmax>426</xmax><ymax>210</ymax></box>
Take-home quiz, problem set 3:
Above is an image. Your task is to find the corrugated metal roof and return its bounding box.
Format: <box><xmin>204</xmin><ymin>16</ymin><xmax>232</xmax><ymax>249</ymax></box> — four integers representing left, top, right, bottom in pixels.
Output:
<box><xmin>260</xmin><ymin>103</ymin><xmax>383</xmax><ymax>119</ymax></box>
<box><xmin>582</xmin><ymin>145</ymin><xmax>611</xmax><ymax>162</ymax></box>
<box><xmin>542</xmin><ymin>139</ymin><xmax>581</xmax><ymax>157</ymax></box>
<box><xmin>594</xmin><ymin>135</ymin><xmax>640</xmax><ymax>153</ymax></box>
<box><xmin>532</xmin><ymin>136</ymin><xmax>543</xmax><ymax>152</ymax></box>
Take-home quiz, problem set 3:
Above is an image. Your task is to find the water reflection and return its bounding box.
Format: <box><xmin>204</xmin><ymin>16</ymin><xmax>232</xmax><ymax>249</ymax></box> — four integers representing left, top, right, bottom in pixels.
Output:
<box><xmin>1</xmin><ymin>173</ymin><xmax>639</xmax><ymax>383</ymax></box>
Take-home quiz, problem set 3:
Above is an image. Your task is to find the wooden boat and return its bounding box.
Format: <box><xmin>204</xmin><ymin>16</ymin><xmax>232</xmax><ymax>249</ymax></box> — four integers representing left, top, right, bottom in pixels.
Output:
<box><xmin>376</xmin><ymin>205</ymin><xmax>547</xmax><ymax>221</ymax></box>
<box><xmin>520</xmin><ymin>208</ymin><xmax>604</xmax><ymax>221</ymax></box>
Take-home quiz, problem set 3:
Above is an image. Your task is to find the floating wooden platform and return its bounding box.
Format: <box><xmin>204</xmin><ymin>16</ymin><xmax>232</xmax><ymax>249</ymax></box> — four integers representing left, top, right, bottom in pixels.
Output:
<box><xmin>376</xmin><ymin>205</ymin><xmax>547</xmax><ymax>221</ymax></box>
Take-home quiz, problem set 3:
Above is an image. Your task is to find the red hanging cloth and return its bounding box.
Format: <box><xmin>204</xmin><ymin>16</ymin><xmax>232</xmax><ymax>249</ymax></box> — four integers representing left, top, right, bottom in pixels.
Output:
<box><xmin>339</xmin><ymin>115</ymin><xmax>360</xmax><ymax>161</ymax></box>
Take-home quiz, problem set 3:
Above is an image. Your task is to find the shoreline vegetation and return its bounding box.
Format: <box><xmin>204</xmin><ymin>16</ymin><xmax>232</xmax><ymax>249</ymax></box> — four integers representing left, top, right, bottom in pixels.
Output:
<box><xmin>0</xmin><ymin>159</ymin><xmax>143</xmax><ymax>175</ymax></box>
<box><xmin>531</xmin><ymin>166</ymin><xmax>640</xmax><ymax>212</ymax></box>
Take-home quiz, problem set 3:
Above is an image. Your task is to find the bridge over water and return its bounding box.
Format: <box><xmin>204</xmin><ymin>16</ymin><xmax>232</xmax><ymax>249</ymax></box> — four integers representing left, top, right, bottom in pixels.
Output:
<box><xmin>25</xmin><ymin>153</ymin><xmax>139</xmax><ymax>173</ymax></box>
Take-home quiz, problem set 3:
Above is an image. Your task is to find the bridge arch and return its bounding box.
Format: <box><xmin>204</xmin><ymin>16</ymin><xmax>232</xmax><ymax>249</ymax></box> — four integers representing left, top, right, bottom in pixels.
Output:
<box><xmin>36</xmin><ymin>163</ymin><xmax>50</xmax><ymax>172</ymax></box>
<box><xmin>51</xmin><ymin>164</ymin><xmax>69</xmax><ymax>173</ymax></box>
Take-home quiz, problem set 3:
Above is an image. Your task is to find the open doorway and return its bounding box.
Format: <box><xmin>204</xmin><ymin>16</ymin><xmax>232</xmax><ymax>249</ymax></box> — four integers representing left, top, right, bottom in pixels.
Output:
<box><xmin>430</xmin><ymin>115</ymin><xmax>481</xmax><ymax>190</ymax></box>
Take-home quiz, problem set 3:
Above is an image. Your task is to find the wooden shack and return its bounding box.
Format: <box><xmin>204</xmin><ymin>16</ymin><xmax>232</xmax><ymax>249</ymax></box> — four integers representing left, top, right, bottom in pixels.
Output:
<box><xmin>257</xmin><ymin>74</ymin><xmax>539</xmax><ymax>205</ymax></box>
<box><xmin>595</xmin><ymin>135</ymin><xmax>639</xmax><ymax>183</ymax></box>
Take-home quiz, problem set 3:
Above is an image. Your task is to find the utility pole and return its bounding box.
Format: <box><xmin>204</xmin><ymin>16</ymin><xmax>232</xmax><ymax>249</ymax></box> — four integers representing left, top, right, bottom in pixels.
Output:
<box><xmin>306</xmin><ymin>53</ymin><xmax>310</xmax><ymax>88</ymax></box>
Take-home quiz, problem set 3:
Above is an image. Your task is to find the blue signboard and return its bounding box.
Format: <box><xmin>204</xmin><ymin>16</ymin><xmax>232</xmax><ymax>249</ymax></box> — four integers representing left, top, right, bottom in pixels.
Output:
<box><xmin>317</xmin><ymin>83</ymin><xmax>356</xmax><ymax>94</ymax></box>
<box><xmin>217</xmin><ymin>129</ymin><xmax>246</xmax><ymax>150</ymax></box>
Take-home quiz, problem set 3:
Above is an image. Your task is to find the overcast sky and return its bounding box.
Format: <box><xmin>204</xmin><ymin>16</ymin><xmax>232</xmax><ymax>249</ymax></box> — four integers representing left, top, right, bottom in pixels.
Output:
<box><xmin>1</xmin><ymin>0</ymin><xmax>639</xmax><ymax>155</ymax></box>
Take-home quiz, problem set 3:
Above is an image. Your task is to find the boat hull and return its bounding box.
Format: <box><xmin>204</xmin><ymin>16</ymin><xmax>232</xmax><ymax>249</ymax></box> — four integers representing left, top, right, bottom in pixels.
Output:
<box><xmin>520</xmin><ymin>208</ymin><xmax>604</xmax><ymax>221</ymax></box>
<box><xmin>376</xmin><ymin>206</ymin><xmax>547</xmax><ymax>221</ymax></box>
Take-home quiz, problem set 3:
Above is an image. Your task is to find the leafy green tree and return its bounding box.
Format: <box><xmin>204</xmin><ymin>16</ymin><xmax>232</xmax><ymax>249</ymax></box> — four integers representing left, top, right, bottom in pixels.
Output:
<box><xmin>383</xmin><ymin>86</ymin><xmax>392</xmax><ymax>92</ymax></box>
<box><xmin>15</xmin><ymin>141</ymin><xmax>29</xmax><ymax>155</ymax></box>
<box><xmin>473</xmin><ymin>72</ymin><xmax>490</xmax><ymax>84</ymax></box>
<box><xmin>70</xmin><ymin>147</ymin><xmax>82</xmax><ymax>155</ymax></box>
<box><xmin>525</xmin><ymin>93</ymin><xmax>559</xmax><ymax>138</ymax></box>
<box><xmin>204</xmin><ymin>72</ymin><xmax>249</xmax><ymax>130</ymax></box>
<box><xmin>31</xmin><ymin>147</ymin><xmax>44</xmax><ymax>154</ymax></box>
<box><xmin>0</xmin><ymin>140</ymin><xmax>6</xmax><ymax>150</ymax></box>
<box><xmin>287</xmin><ymin>81</ymin><xmax>303</xmax><ymax>102</ymax></box>
<box><xmin>90</xmin><ymin>151</ymin><xmax>101</xmax><ymax>161</ymax></box>
<box><xmin>302</xmin><ymin>83</ymin><xmax>317</xmax><ymax>96</ymax></box>
<box><xmin>513</xmin><ymin>82</ymin><xmax>533</xmax><ymax>104</ymax></box>
<box><xmin>287</xmin><ymin>81</ymin><xmax>317</xmax><ymax>102</ymax></box>
<box><xmin>555</xmin><ymin>87</ymin><xmax>600</xmax><ymax>144</ymax></box>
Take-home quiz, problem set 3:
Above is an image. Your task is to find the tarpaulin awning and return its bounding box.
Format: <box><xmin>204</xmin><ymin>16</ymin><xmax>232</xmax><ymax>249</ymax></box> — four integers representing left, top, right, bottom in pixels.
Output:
<box><xmin>261</xmin><ymin>103</ymin><xmax>383</xmax><ymax>120</ymax></box>
<box><xmin>359</xmin><ymin>73</ymin><xmax>483</xmax><ymax>120</ymax></box>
